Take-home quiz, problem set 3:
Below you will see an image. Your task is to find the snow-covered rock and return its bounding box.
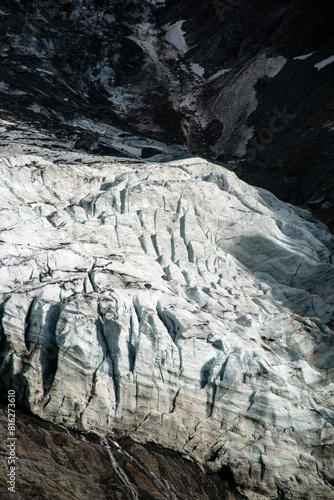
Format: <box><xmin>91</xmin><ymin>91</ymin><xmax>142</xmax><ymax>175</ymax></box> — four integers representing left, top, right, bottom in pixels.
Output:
<box><xmin>0</xmin><ymin>153</ymin><xmax>333</xmax><ymax>500</ymax></box>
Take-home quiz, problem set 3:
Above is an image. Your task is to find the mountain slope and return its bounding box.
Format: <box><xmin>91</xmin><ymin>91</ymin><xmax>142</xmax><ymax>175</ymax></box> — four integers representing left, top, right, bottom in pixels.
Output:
<box><xmin>0</xmin><ymin>144</ymin><xmax>333</xmax><ymax>499</ymax></box>
<box><xmin>0</xmin><ymin>2</ymin><xmax>334</xmax><ymax>499</ymax></box>
<box><xmin>0</xmin><ymin>0</ymin><xmax>333</xmax><ymax>228</ymax></box>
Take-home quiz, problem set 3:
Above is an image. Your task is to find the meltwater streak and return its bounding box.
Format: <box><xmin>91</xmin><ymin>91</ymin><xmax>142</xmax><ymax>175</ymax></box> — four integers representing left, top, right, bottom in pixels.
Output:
<box><xmin>110</xmin><ymin>439</ymin><xmax>179</xmax><ymax>500</ymax></box>
<box><xmin>101</xmin><ymin>437</ymin><xmax>139</xmax><ymax>500</ymax></box>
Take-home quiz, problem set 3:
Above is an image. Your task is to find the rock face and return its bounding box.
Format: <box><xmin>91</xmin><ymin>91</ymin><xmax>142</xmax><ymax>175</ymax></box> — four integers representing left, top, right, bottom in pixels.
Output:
<box><xmin>0</xmin><ymin>151</ymin><xmax>333</xmax><ymax>499</ymax></box>
<box><xmin>0</xmin><ymin>0</ymin><xmax>334</xmax><ymax>227</ymax></box>
<box><xmin>0</xmin><ymin>401</ymin><xmax>243</xmax><ymax>500</ymax></box>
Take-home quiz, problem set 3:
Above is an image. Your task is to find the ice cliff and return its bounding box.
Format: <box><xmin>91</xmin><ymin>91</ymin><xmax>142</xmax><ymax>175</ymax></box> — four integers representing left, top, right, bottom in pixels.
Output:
<box><xmin>0</xmin><ymin>151</ymin><xmax>333</xmax><ymax>499</ymax></box>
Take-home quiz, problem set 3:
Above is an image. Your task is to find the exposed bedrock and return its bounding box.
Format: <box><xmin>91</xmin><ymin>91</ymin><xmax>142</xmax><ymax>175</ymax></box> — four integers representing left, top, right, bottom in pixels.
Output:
<box><xmin>0</xmin><ymin>0</ymin><xmax>334</xmax><ymax>227</ymax></box>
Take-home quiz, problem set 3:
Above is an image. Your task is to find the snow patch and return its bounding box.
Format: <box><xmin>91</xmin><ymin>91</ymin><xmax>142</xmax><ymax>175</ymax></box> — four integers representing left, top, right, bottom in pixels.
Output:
<box><xmin>190</xmin><ymin>63</ymin><xmax>205</xmax><ymax>78</ymax></box>
<box><xmin>266</xmin><ymin>56</ymin><xmax>287</xmax><ymax>78</ymax></box>
<box><xmin>314</xmin><ymin>55</ymin><xmax>334</xmax><ymax>70</ymax></box>
<box><xmin>36</xmin><ymin>68</ymin><xmax>54</xmax><ymax>76</ymax></box>
<box><xmin>165</xmin><ymin>21</ymin><xmax>188</xmax><ymax>56</ymax></box>
<box><xmin>208</xmin><ymin>68</ymin><xmax>232</xmax><ymax>81</ymax></box>
<box><xmin>294</xmin><ymin>52</ymin><xmax>315</xmax><ymax>61</ymax></box>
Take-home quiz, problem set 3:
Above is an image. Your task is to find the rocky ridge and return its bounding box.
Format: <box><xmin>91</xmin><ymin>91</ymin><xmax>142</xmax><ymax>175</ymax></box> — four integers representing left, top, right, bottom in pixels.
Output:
<box><xmin>0</xmin><ymin>146</ymin><xmax>333</xmax><ymax>499</ymax></box>
<box><xmin>0</xmin><ymin>0</ymin><xmax>334</xmax><ymax>227</ymax></box>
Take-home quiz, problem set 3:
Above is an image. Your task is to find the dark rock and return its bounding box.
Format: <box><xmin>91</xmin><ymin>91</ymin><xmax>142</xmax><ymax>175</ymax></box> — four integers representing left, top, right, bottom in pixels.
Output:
<box><xmin>0</xmin><ymin>0</ymin><xmax>332</xmax><ymax>233</ymax></box>
<box><xmin>141</xmin><ymin>147</ymin><xmax>163</xmax><ymax>158</ymax></box>
<box><xmin>0</xmin><ymin>400</ymin><xmax>244</xmax><ymax>500</ymax></box>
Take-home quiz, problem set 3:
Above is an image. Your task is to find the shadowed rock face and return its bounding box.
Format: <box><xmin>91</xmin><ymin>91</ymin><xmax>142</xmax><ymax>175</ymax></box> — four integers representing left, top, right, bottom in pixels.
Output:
<box><xmin>0</xmin><ymin>0</ymin><xmax>334</xmax><ymax>228</ymax></box>
<box><xmin>0</xmin><ymin>149</ymin><xmax>333</xmax><ymax>499</ymax></box>
<box><xmin>0</xmin><ymin>400</ymin><xmax>244</xmax><ymax>500</ymax></box>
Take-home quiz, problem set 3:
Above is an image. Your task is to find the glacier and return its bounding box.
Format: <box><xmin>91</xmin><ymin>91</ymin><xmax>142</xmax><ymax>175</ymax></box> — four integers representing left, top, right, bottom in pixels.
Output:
<box><xmin>0</xmin><ymin>150</ymin><xmax>333</xmax><ymax>499</ymax></box>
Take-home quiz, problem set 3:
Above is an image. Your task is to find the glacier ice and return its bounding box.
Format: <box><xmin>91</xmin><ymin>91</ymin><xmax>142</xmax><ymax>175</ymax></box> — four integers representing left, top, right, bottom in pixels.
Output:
<box><xmin>0</xmin><ymin>153</ymin><xmax>333</xmax><ymax>499</ymax></box>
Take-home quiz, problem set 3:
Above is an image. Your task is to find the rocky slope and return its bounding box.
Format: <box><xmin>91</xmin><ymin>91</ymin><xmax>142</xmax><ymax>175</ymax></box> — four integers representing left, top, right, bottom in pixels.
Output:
<box><xmin>0</xmin><ymin>141</ymin><xmax>333</xmax><ymax>499</ymax></box>
<box><xmin>0</xmin><ymin>400</ymin><xmax>243</xmax><ymax>500</ymax></box>
<box><xmin>0</xmin><ymin>0</ymin><xmax>334</xmax><ymax>227</ymax></box>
